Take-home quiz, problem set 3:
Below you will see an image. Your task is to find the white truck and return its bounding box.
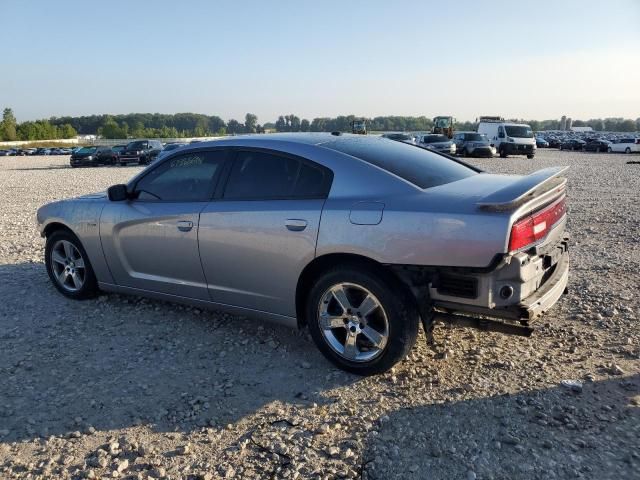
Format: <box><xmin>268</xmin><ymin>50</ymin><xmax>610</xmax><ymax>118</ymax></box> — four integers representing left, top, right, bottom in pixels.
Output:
<box><xmin>477</xmin><ymin>117</ymin><xmax>536</xmax><ymax>159</ymax></box>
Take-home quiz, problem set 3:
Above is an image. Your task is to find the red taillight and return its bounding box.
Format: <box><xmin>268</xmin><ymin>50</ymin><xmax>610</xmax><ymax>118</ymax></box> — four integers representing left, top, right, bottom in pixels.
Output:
<box><xmin>508</xmin><ymin>197</ymin><xmax>566</xmax><ymax>252</ymax></box>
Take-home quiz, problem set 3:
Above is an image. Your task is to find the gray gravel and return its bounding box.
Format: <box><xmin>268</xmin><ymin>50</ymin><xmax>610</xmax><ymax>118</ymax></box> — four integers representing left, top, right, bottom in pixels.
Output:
<box><xmin>0</xmin><ymin>150</ymin><xmax>639</xmax><ymax>480</ymax></box>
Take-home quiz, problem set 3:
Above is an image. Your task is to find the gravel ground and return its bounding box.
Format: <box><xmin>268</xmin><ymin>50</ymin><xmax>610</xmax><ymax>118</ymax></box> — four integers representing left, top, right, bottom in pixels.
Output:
<box><xmin>0</xmin><ymin>150</ymin><xmax>639</xmax><ymax>480</ymax></box>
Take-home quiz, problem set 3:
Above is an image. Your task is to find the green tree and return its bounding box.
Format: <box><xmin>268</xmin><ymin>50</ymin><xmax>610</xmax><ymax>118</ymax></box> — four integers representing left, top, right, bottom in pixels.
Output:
<box><xmin>60</xmin><ymin>123</ymin><xmax>77</xmax><ymax>139</ymax></box>
<box><xmin>1</xmin><ymin>108</ymin><xmax>17</xmax><ymax>141</ymax></box>
<box><xmin>244</xmin><ymin>113</ymin><xmax>258</xmax><ymax>133</ymax></box>
<box><xmin>227</xmin><ymin>119</ymin><xmax>243</xmax><ymax>134</ymax></box>
<box><xmin>300</xmin><ymin>119</ymin><xmax>310</xmax><ymax>132</ymax></box>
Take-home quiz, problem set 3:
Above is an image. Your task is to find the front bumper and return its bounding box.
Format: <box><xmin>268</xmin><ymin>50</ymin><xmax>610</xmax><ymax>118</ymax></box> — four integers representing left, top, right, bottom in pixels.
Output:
<box><xmin>70</xmin><ymin>157</ymin><xmax>97</xmax><ymax>166</ymax></box>
<box><xmin>468</xmin><ymin>146</ymin><xmax>494</xmax><ymax>157</ymax></box>
<box><xmin>503</xmin><ymin>143</ymin><xmax>535</xmax><ymax>155</ymax></box>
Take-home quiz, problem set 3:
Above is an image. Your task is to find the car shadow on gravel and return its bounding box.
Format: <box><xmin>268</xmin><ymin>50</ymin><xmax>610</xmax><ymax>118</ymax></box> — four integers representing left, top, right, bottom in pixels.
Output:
<box><xmin>363</xmin><ymin>374</ymin><xmax>639</xmax><ymax>480</ymax></box>
<box><xmin>0</xmin><ymin>262</ymin><xmax>358</xmax><ymax>443</ymax></box>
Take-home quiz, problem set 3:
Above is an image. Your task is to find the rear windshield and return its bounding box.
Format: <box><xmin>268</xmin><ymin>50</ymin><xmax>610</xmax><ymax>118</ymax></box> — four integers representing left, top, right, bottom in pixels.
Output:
<box><xmin>163</xmin><ymin>143</ymin><xmax>185</xmax><ymax>151</ymax></box>
<box><xmin>324</xmin><ymin>136</ymin><xmax>476</xmax><ymax>189</ymax></box>
<box><xmin>384</xmin><ymin>134</ymin><xmax>412</xmax><ymax>141</ymax></box>
<box><xmin>421</xmin><ymin>134</ymin><xmax>449</xmax><ymax>143</ymax></box>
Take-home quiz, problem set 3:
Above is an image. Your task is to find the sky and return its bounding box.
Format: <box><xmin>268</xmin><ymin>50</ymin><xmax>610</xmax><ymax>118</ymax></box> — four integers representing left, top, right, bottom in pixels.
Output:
<box><xmin>1</xmin><ymin>0</ymin><xmax>639</xmax><ymax>123</ymax></box>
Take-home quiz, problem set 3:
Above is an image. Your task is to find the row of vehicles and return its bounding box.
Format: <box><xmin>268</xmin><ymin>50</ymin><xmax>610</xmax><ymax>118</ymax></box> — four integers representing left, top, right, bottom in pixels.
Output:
<box><xmin>69</xmin><ymin>140</ymin><xmax>164</xmax><ymax>167</ymax></box>
<box><xmin>382</xmin><ymin>117</ymin><xmax>536</xmax><ymax>159</ymax></box>
<box><xmin>0</xmin><ymin>147</ymin><xmax>75</xmax><ymax>156</ymax></box>
<box><xmin>536</xmin><ymin>134</ymin><xmax>640</xmax><ymax>154</ymax></box>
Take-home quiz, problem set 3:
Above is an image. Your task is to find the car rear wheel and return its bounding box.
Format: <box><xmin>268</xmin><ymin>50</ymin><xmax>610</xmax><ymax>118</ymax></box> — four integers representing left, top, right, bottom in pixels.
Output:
<box><xmin>45</xmin><ymin>230</ymin><xmax>98</xmax><ymax>299</ymax></box>
<box><xmin>306</xmin><ymin>265</ymin><xmax>419</xmax><ymax>375</ymax></box>
<box><xmin>607</xmin><ymin>147</ymin><xmax>612</xmax><ymax>153</ymax></box>
<box><xmin>626</xmin><ymin>147</ymin><xmax>631</xmax><ymax>154</ymax></box>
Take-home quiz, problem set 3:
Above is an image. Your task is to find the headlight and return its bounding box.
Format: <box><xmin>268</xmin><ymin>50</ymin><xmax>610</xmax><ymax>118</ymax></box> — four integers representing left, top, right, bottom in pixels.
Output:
<box><xmin>507</xmin><ymin>137</ymin><xmax>515</xmax><ymax>142</ymax></box>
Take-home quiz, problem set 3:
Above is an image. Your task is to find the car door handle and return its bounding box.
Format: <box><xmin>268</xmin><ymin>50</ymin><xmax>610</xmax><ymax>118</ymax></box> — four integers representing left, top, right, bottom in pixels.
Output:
<box><xmin>285</xmin><ymin>219</ymin><xmax>307</xmax><ymax>231</ymax></box>
<box><xmin>177</xmin><ymin>220</ymin><xmax>193</xmax><ymax>232</ymax></box>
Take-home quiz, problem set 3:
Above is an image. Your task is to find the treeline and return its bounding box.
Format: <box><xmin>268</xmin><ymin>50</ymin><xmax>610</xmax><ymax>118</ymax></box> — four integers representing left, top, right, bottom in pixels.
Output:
<box><xmin>271</xmin><ymin>115</ymin><xmax>640</xmax><ymax>133</ymax></box>
<box><xmin>1</xmin><ymin>108</ymin><xmax>77</xmax><ymax>141</ymax></box>
<box><xmin>2</xmin><ymin>106</ymin><xmax>639</xmax><ymax>142</ymax></box>
<box><xmin>524</xmin><ymin>117</ymin><xmax>640</xmax><ymax>132</ymax></box>
<box><xmin>47</xmin><ymin>112</ymin><xmax>263</xmax><ymax>139</ymax></box>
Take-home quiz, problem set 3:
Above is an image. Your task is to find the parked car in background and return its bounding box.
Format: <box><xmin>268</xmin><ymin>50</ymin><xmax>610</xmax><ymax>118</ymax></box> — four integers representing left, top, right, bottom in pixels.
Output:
<box><xmin>546</xmin><ymin>137</ymin><xmax>562</xmax><ymax>148</ymax></box>
<box><xmin>118</xmin><ymin>139</ymin><xmax>163</xmax><ymax>165</ymax></box>
<box><xmin>584</xmin><ymin>139</ymin><xmax>611</xmax><ymax>152</ymax></box>
<box><xmin>609</xmin><ymin>138</ymin><xmax>640</xmax><ymax>154</ymax></box>
<box><xmin>559</xmin><ymin>139</ymin><xmax>586</xmax><ymax>151</ymax></box>
<box><xmin>111</xmin><ymin>144</ymin><xmax>127</xmax><ymax>160</ymax></box>
<box><xmin>70</xmin><ymin>146</ymin><xmax>114</xmax><ymax>167</ymax></box>
<box><xmin>0</xmin><ymin>150</ymin><xmax>11</xmax><ymax>156</ymax></box>
<box><xmin>417</xmin><ymin>134</ymin><xmax>456</xmax><ymax>154</ymax></box>
<box><xmin>535</xmin><ymin>136</ymin><xmax>549</xmax><ymax>148</ymax></box>
<box><xmin>477</xmin><ymin>119</ymin><xmax>536</xmax><ymax>159</ymax></box>
<box><xmin>381</xmin><ymin>133</ymin><xmax>416</xmax><ymax>144</ymax></box>
<box><xmin>452</xmin><ymin>132</ymin><xmax>493</xmax><ymax>157</ymax></box>
<box><xmin>37</xmin><ymin>134</ymin><xmax>570</xmax><ymax>375</ymax></box>
<box><xmin>154</xmin><ymin>142</ymin><xmax>187</xmax><ymax>163</ymax></box>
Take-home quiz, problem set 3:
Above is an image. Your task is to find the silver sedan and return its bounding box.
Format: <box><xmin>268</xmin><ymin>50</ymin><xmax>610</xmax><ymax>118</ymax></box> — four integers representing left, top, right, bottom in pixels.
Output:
<box><xmin>37</xmin><ymin>133</ymin><xmax>569</xmax><ymax>375</ymax></box>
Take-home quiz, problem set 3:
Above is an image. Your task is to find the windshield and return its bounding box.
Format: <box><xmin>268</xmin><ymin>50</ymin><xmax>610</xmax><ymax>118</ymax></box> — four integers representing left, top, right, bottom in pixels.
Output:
<box><xmin>504</xmin><ymin>125</ymin><xmax>533</xmax><ymax>138</ymax></box>
<box><xmin>112</xmin><ymin>145</ymin><xmax>125</xmax><ymax>152</ymax></box>
<box><xmin>325</xmin><ymin>136</ymin><xmax>476</xmax><ymax>189</ymax></box>
<box><xmin>434</xmin><ymin>117</ymin><xmax>451</xmax><ymax>128</ymax></box>
<box><xmin>126</xmin><ymin>141</ymin><xmax>147</xmax><ymax>150</ymax></box>
<box><xmin>422</xmin><ymin>135</ymin><xmax>448</xmax><ymax>143</ymax></box>
<box><xmin>464</xmin><ymin>133</ymin><xmax>484</xmax><ymax>141</ymax></box>
<box><xmin>77</xmin><ymin>147</ymin><xmax>96</xmax><ymax>154</ymax></box>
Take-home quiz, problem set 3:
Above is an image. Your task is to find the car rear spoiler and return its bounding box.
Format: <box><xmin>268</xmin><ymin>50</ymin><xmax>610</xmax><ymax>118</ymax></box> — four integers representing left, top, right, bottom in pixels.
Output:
<box><xmin>477</xmin><ymin>166</ymin><xmax>569</xmax><ymax>211</ymax></box>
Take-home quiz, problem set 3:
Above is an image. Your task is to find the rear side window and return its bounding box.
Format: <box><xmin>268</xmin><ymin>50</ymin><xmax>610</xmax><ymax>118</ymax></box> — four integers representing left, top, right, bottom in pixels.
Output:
<box><xmin>134</xmin><ymin>150</ymin><xmax>226</xmax><ymax>201</ymax></box>
<box><xmin>324</xmin><ymin>136</ymin><xmax>476</xmax><ymax>189</ymax></box>
<box><xmin>224</xmin><ymin>150</ymin><xmax>331</xmax><ymax>200</ymax></box>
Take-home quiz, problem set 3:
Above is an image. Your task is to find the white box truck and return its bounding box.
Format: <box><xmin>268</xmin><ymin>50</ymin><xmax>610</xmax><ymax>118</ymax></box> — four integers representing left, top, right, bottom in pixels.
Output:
<box><xmin>477</xmin><ymin>117</ymin><xmax>536</xmax><ymax>159</ymax></box>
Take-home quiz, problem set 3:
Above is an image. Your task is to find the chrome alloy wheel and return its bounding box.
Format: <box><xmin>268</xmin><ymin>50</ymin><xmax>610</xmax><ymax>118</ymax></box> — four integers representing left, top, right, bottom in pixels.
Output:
<box><xmin>317</xmin><ymin>283</ymin><xmax>389</xmax><ymax>362</ymax></box>
<box><xmin>50</xmin><ymin>239</ymin><xmax>86</xmax><ymax>292</ymax></box>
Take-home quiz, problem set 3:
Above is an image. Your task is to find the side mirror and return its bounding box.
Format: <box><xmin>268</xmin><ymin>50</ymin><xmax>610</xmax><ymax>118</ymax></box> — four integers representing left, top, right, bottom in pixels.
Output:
<box><xmin>107</xmin><ymin>184</ymin><xmax>129</xmax><ymax>201</ymax></box>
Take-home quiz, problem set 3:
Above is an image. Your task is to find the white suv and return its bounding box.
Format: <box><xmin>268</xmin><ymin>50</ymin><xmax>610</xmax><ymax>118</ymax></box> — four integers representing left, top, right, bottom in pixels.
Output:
<box><xmin>609</xmin><ymin>138</ymin><xmax>640</xmax><ymax>154</ymax></box>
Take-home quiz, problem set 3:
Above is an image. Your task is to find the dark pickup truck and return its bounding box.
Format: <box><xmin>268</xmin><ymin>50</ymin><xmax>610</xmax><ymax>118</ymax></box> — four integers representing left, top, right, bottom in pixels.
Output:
<box><xmin>117</xmin><ymin>140</ymin><xmax>163</xmax><ymax>165</ymax></box>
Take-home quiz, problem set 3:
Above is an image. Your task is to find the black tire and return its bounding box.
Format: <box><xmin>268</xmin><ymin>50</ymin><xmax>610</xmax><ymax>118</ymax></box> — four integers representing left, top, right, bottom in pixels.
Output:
<box><xmin>527</xmin><ymin>154</ymin><xmax>534</xmax><ymax>159</ymax></box>
<box><xmin>45</xmin><ymin>230</ymin><xmax>98</xmax><ymax>300</ymax></box>
<box><xmin>626</xmin><ymin>147</ymin><xmax>631</xmax><ymax>154</ymax></box>
<box><xmin>306</xmin><ymin>264</ymin><xmax>419</xmax><ymax>375</ymax></box>
<box><xmin>607</xmin><ymin>147</ymin><xmax>612</xmax><ymax>153</ymax></box>
<box><xmin>499</xmin><ymin>147</ymin><xmax>507</xmax><ymax>158</ymax></box>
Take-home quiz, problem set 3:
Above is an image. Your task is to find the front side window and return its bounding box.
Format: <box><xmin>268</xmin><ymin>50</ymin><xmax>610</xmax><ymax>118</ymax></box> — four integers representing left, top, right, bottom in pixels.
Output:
<box><xmin>224</xmin><ymin>151</ymin><xmax>331</xmax><ymax>200</ymax></box>
<box><xmin>134</xmin><ymin>150</ymin><xmax>226</xmax><ymax>201</ymax></box>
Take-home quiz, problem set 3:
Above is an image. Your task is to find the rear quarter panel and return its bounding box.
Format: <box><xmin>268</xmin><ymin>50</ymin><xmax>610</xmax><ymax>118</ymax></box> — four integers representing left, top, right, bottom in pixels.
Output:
<box><xmin>317</xmin><ymin>195</ymin><xmax>510</xmax><ymax>268</ymax></box>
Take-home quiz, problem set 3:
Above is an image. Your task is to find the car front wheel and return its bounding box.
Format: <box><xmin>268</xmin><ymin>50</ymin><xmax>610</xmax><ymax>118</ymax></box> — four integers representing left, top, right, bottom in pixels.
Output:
<box><xmin>45</xmin><ymin>230</ymin><xmax>98</xmax><ymax>299</ymax></box>
<box><xmin>306</xmin><ymin>265</ymin><xmax>419</xmax><ymax>375</ymax></box>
